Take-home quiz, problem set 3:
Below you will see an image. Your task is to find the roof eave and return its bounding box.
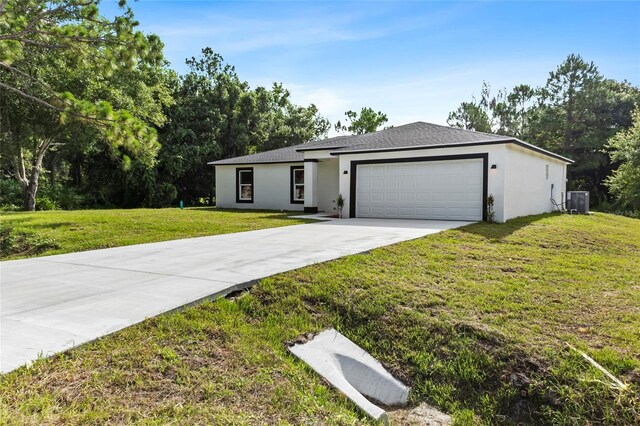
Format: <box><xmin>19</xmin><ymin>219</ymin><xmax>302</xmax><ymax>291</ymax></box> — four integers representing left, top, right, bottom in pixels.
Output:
<box><xmin>296</xmin><ymin>146</ymin><xmax>348</xmax><ymax>152</ymax></box>
<box><xmin>328</xmin><ymin>139</ymin><xmax>574</xmax><ymax>164</ymax></box>
<box><xmin>208</xmin><ymin>160</ymin><xmax>304</xmax><ymax>166</ymax></box>
<box><xmin>328</xmin><ymin>139</ymin><xmax>512</xmax><ymax>156</ymax></box>
<box><xmin>510</xmin><ymin>139</ymin><xmax>574</xmax><ymax>163</ymax></box>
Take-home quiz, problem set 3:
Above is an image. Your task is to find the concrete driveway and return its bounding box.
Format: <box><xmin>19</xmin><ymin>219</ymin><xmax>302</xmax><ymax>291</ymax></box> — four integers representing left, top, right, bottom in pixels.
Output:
<box><xmin>1</xmin><ymin>218</ymin><xmax>471</xmax><ymax>373</ymax></box>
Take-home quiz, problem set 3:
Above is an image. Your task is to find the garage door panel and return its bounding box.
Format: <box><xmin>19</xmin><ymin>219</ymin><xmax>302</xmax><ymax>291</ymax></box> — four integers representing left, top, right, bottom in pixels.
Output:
<box><xmin>356</xmin><ymin>159</ymin><xmax>483</xmax><ymax>221</ymax></box>
<box><xmin>415</xmin><ymin>192</ymin><xmax>431</xmax><ymax>202</ymax></box>
<box><xmin>358</xmin><ymin>193</ymin><xmax>371</xmax><ymax>203</ymax></box>
<box><xmin>385</xmin><ymin>193</ymin><xmax>399</xmax><ymax>202</ymax></box>
<box><xmin>399</xmin><ymin>192</ymin><xmax>414</xmax><ymax>202</ymax></box>
<box><xmin>384</xmin><ymin>178</ymin><xmax>399</xmax><ymax>189</ymax></box>
<box><xmin>431</xmin><ymin>176</ymin><xmax>448</xmax><ymax>185</ymax></box>
<box><xmin>432</xmin><ymin>191</ymin><xmax>447</xmax><ymax>202</ymax></box>
<box><xmin>371</xmin><ymin>176</ymin><xmax>384</xmax><ymax>188</ymax></box>
<box><xmin>449</xmin><ymin>192</ymin><xmax>465</xmax><ymax>202</ymax></box>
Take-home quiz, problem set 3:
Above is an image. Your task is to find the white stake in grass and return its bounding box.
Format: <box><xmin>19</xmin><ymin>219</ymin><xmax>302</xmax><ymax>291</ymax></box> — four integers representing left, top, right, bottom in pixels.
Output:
<box><xmin>566</xmin><ymin>342</ymin><xmax>628</xmax><ymax>391</ymax></box>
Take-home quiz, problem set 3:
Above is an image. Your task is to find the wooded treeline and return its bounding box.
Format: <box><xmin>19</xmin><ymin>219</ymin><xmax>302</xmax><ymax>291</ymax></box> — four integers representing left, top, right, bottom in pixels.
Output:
<box><xmin>0</xmin><ymin>1</ymin><xmax>329</xmax><ymax>210</ymax></box>
<box><xmin>1</xmin><ymin>1</ymin><xmax>639</xmax><ymax>212</ymax></box>
<box><xmin>447</xmin><ymin>54</ymin><xmax>640</xmax><ymax>209</ymax></box>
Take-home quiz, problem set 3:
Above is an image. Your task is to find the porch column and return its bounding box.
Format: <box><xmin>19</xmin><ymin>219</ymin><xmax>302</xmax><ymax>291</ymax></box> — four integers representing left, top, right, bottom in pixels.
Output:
<box><xmin>304</xmin><ymin>160</ymin><xmax>318</xmax><ymax>213</ymax></box>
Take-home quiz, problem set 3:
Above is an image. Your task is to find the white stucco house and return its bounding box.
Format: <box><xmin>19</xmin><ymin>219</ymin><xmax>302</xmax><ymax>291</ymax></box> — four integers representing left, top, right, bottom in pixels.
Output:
<box><xmin>209</xmin><ymin>122</ymin><xmax>572</xmax><ymax>223</ymax></box>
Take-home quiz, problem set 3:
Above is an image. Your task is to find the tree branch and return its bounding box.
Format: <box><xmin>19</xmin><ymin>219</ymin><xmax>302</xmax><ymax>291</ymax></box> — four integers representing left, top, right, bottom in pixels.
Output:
<box><xmin>14</xmin><ymin>149</ymin><xmax>28</xmax><ymax>187</ymax></box>
<box><xmin>0</xmin><ymin>61</ymin><xmax>56</xmax><ymax>93</ymax></box>
<box><xmin>0</xmin><ymin>81</ymin><xmax>118</xmax><ymax>128</ymax></box>
<box><xmin>0</xmin><ymin>0</ymin><xmax>8</xmax><ymax>15</ymax></box>
<box><xmin>0</xmin><ymin>81</ymin><xmax>66</xmax><ymax>112</ymax></box>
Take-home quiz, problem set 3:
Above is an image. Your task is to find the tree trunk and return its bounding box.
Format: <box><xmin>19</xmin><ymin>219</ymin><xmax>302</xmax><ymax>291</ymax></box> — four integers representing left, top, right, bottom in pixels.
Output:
<box><xmin>14</xmin><ymin>139</ymin><xmax>51</xmax><ymax>211</ymax></box>
<box><xmin>71</xmin><ymin>154</ymin><xmax>82</xmax><ymax>186</ymax></box>
<box><xmin>22</xmin><ymin>165</ymin><xmax>41</xmax><ymax>212</ymax></box>
<box><xmin>564</xmin><ymin>72</ymin><xmax>577</xmax><ymax>157</ymax></box>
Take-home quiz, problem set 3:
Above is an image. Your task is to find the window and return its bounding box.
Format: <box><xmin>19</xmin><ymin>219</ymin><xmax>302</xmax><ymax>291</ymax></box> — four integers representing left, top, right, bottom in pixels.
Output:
<box><xmin>291</xmin><ymin>166</ymin><xmax>304</xmax><ymax>204</ymax></box>
<box><xmin>236</xmin><ymin>168</ymin><xmax>253</xmax><ymax>203</ymax></box>
<box><xmin>545</xmin><ymin>164</ymin><xmax>549</xmax><ymax>180</ymax></box>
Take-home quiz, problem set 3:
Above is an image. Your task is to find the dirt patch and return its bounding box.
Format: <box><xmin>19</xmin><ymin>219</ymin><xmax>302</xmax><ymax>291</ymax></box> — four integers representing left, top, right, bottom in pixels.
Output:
<box><xmin>388</xmin><ymin>403</ymin><xmax>452</xmax><ymax>425</ymax></box>
<box><xmin>0</xmin><ymin>227</ymin><xmax>59</xmax><ymax>259</ymax></box>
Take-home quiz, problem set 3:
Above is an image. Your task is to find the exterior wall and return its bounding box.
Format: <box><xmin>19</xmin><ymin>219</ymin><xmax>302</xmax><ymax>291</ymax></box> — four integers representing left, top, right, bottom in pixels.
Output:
<box><xmin>214</xmin><ymin>143</ymin><xmax>568</xmax><ymax>220</ymax></box>
<box><xmin>503</xmin><ymin>145</ymin><xmax>567</xmax><ymax>220</ymax></box>
<box><xmin>317</xmin><ymin>159</ymin><xmax>339</xmax><ymax>213</ymax></box>
<box><xmin>215</xmin><ymin>163</ymin><xmax>305</xmax><ymax>211</ymax></box>
<box><xmin>302</xmin><ymin>149</ymin><xmax>335</xmax><ymax>160</ymax></box>
<box><xmin>338</xmin><ymin>145</ymin><xmax>509</xmax><ymax>222</ymax></box>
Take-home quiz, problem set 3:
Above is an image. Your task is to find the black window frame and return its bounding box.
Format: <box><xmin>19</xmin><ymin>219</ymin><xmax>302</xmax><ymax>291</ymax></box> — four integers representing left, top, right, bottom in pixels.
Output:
<box><xmin>236</xmin><ymin>167</ymin><xmax>254</xmax><ymax>203</ymax></box>
<box><xmin>290</xmin><ymin>166</ymin><xmax>304</xmax><ymax>204</ymax></box>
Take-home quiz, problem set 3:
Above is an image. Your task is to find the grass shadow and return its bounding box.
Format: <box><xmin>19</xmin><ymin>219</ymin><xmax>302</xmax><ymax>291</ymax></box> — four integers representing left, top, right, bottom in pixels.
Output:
<box><xmin>192</xmin><ymin>207</ymin><xmax>310</xmax><ymax>220</ymax></box>
<box><xmin>458</xmin><ymin>212</ymin><xmax>561</xmax><ymax>241</ymax></box>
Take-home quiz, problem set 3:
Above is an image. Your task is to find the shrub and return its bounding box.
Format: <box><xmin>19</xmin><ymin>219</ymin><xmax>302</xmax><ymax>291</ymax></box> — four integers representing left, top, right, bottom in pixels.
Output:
<box><xmin>0</xmin><ymin>178</ymin><xmax>22</xmax><ymax>210</ymax></box>
<box><xmin>35</xmin><ymin>182</ymin><xmax>86</xmax><ymax>210</ymax></box>
<box><xmin>486</xmin><ymin>194</ymin><xmax>496</xmax><ymax>222</ymax></box>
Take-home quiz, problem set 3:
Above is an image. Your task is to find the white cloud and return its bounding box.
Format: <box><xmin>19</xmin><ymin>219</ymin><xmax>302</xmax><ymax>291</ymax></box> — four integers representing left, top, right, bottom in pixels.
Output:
<box><xmin>145</xmin><ymin>1</ymin><xmax>483</xmax><ymax>58</ymax></box>
<box><xmin>147</xmin><ymin>11</ymin><xmax>386</xmax><ymax>56</ymax></box>
<box><xmin>282</xmin><ymin>57</ymin><xmax>556</xmax><ymax>136</ymax></box>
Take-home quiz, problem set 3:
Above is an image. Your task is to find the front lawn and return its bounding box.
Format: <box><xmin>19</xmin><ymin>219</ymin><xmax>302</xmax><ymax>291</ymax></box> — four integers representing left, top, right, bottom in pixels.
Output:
<box><xmin>0</xmin><ymin>208</ymin><xmax>308</xmax><ymax>260</ymax></box>
<box><xmin>1</xmin><ymin>213</ymin><xmax>638</xmax><ymax>424</ymax></box>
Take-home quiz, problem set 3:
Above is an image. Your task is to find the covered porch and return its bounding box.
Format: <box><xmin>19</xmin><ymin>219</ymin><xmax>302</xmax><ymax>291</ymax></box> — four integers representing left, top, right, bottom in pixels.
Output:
<box><xmin>303</xmin><ymin>157</ymin><xmax>339</xmax><ymax>214</ymax></box>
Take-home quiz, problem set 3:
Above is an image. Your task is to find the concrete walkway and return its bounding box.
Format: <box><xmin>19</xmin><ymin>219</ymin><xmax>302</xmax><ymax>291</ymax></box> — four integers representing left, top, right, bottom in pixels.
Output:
<box><xmin>1</xmin><ymin>218</ymin><xmax>470</xmax><ymax>373</ymax></box>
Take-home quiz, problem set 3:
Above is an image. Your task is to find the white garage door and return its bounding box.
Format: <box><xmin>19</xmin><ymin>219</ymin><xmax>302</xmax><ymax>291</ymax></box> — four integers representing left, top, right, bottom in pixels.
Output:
<box><xmin>356</xmin><ymin>159</ymin><xmax>484</xmax><ymax>221</ymax></box>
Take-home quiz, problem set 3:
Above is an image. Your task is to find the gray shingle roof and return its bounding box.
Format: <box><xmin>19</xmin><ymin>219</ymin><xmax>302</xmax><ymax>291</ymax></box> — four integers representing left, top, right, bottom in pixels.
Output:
<box><xmin>330</xmin><ymin>122</ymin><xmax>511</xmax><ymax>153</ymax></box>
<box><xmin>208</xmin><ymin>144</ymin><xmax>304</xmax><ymax>165</ymax></box>
<box><xmin>209</xmin><ymin>121</ymin><xmax>572</xmax><ymax>165</ymax></box>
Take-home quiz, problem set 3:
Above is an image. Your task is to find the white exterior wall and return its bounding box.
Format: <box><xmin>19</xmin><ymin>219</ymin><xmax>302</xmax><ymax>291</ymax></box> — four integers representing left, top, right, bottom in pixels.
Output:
<box><xmin>503</xmin><ymin>145</ymin><xmax>567</xmax><ymax>220</ymax></box>
<box><xmin>317</xmin><ymin>159</ymin><xmax>339</xmax><ymax>213</ymax></box>
<box><xmin>215</xmin><ymin>163</ymin><xmax>305</xmax><ymax>211</ymax></box>
<box><xmin>214</xmin><ymin>143</ymin><xmax>568</xmax><ymax>221</ymax></box>
<box><xmin>338</xmin><ymin>145</ymin><xmax>509</xmax><ymax>222</ymax></box>
<box><xmin>303</xmin><ymin>149</ymin><xmax>335</xmax><ymax>160</ymax></box>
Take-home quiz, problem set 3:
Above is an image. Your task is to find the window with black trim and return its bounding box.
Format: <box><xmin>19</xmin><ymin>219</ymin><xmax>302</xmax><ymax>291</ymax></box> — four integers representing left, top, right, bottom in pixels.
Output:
<box><xmin>236</xmin><ymin>168</ymin><xmax>253</xmax><ymax>203</ymax></box>
<box><xmin>290</xmin><ymin>166</ymin><xmax>304</xmax><ymax>204</ymax></box>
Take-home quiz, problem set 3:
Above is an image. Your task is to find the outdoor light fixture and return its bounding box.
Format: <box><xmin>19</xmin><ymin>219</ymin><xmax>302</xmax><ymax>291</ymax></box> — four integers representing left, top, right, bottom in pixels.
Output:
<box><xmin>343</xmin><ymin>170</ymin><xmax>349</xmax><ymax>174</ymax></box>
<box><xmin>490</xmin><ymin>164</ymin><xmax>497</xmax><ymax>169</ymax></box>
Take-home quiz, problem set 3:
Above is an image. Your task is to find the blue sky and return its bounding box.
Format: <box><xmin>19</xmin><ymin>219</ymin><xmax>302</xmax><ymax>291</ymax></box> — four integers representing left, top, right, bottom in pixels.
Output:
<box><xmin>104</xmin><ymin>1</ymin><xmax>640</xmax><ymax>132</ymax></box>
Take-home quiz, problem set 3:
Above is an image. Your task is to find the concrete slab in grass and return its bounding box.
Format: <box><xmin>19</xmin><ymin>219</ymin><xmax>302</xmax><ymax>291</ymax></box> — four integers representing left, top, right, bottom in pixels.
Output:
<box><xmin>289</xmin><ymin>328</ymin><xmax>409</xmax><ymax>424</ymax></box>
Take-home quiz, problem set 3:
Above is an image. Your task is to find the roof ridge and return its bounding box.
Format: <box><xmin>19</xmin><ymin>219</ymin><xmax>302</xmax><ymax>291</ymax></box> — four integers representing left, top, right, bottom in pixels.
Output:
<box><xmin>414</xmin><ymin>121</ymin><xmax>506</xmax><ymax>138</ymax></box>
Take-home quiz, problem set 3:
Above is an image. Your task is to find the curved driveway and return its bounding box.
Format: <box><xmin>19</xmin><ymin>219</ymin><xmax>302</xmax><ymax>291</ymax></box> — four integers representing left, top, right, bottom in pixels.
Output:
<box><xmin>1</xmin><ymin>218</ymin><xmax>470</xmax><ymax>373</ymax></box>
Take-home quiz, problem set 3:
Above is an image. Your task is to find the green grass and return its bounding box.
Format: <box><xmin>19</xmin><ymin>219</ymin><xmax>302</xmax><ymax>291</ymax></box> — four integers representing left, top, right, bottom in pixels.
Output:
<box><xmin>0</xmin><ymin>208</ymin><xmax>308</xmax><ymax>260</ymax></box>
<box><xmin>1</xmin><ymin>213</ymin><xmax>639</xmax><ymax>425</ymax></box>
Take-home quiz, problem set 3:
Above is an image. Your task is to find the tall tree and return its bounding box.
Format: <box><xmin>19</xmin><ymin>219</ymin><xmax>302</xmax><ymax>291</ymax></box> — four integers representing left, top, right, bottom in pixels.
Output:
<box><xmin>448</xmin><ymin>55</ymin><xmax>640</xmax><ymax>205</ymax></box>
<box><xmin>532</xmin><ymin>54</ymin><xmax>602</xmax><ymax>156</ymax></box>
<box><xmin>529</xmin><ymin>55</ymin><xmax>640</xmax><ymax>200</ymax></box>
<box><xmin>447</xmin><ymin>82</ymin><xmax>492</xmax><ymax>132</ymax></box>
<box><xmin>605</xmin><ymin>107</ymin><xmax>640</xmax><ymax>211</ymax></box>
<box><xmin>491</xmin><ymin>84</ymin><xmax>536</xmax><ymax>138</ymax></box>
<box><xmin>335</xmin><ymin>107</ymin><xmax>388</xmax><ymax>134</ymax></box>
<box><xmin>157</xmin><ymin>48</ymin><xmax>329</xmax><ymax>205</ymax></box>
<box><xmin>447</xmin><ymin>101</ymin><xmax>492</xmax><ymax>132</ymax></box>
<box><xmin>0</xmin><ymin>0</ymin><xmax>164</xmax><ymax>210</ymax></box>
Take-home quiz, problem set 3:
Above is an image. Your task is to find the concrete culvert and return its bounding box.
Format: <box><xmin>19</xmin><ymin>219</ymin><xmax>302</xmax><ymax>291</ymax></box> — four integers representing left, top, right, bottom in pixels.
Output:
<box><xmin>289</xmin><ymin>328</ymin><xmax>409</xmax><ymax>424</ymax></box>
